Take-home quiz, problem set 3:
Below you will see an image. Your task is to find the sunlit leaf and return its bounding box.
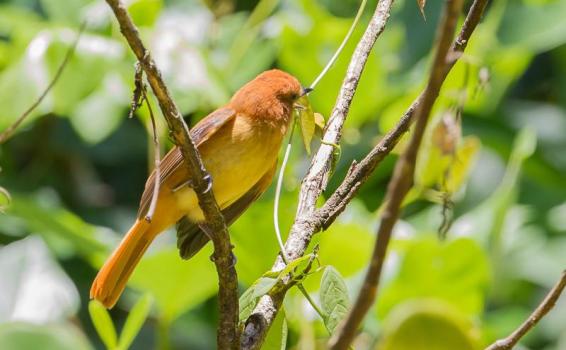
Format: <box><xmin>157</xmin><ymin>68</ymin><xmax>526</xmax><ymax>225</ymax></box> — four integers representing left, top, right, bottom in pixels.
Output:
<box><xmin>88</xmin><ymin>300</ymin><xmax>118</xmax><ymax>350</ymax></box>
<box><xmin>118</xmin><ymin>294</ymin><xmax>153</xmax><ymax>350</ymax></box>
<box><xmin>239</xmin><ymin>284</ymin><xmax>259</xmax><ymax>322</ymax></box>
<box><xmin>296</xmin><ymin>95</ymin><xmax>315</xmax><ymax>155</ymax></box>
<box><xmin>377</xmin><ymin>238</ymin><xmax>489</xmax><ymax>318</ymax></box>
<box><xmin>0</xmin><ymin>322</ymin><xmax>92</xmax><ymax>350</ymax></box>
<box><xmin>128</xmin><ymin>0</ymin><xmax>163</xmax><ymax>27</ymax></box>
<box><xmin>445</xmin><ymin>136</ymin><xmax>481</xmax><ymax>193</ymax></box>
<box><xmin>379</xmin><ymin>300</ymin><xmax>479</xmax><ymax>350</ymax></box>
<box><xmin>0</xmin><ymin>236</ymin><xmax>80</xmax><ymax>323</ymax></box>
<box><xmin>6</xmin><ymin>192</ymin><xmax>108</xmax><ymax>262</ymax></box>
<box><xmin>320</xmin><ymin>266</ymin><xmax>350</xmax><ymax>333</ymax></box>
<box><xmin>314</xmin><ymin>112</ymin><xmax>325</xmax><ymax>132</ymax></box>
<box><xmin>0</xmin><ymin>185</ymin><xmax>10</xmax><ymax>213</ymax></box>
<box><xmin>253</xmin><ymin>277</ymin><xmax>278</xmax><ymax>298</ymax></box>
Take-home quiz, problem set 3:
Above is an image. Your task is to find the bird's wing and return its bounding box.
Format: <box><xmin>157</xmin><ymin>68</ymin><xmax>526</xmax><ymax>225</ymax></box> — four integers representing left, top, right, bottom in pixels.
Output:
<box><xmin>176</xmin><ymin>160</ymin><xmax>277</xmax><ymax>259</ymax></box>
<box><xmin>137</xmin><ymin>107</ymin><xmax>236</xmax><ymax>218</ymax></box>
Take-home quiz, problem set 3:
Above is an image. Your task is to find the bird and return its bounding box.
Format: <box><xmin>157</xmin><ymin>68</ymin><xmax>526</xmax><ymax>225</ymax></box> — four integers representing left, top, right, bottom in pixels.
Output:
<box><xmin>90</xmin><ymin>69</ymin><xmax>307</xmax><ymax>308</ymax></box>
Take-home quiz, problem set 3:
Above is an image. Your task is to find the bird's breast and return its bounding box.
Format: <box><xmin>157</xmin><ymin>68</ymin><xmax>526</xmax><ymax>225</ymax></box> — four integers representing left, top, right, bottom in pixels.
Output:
<box><xmin>174</xmin><ymin>115</ymin><xmax>284</xmax><ymax>222</ymax></box>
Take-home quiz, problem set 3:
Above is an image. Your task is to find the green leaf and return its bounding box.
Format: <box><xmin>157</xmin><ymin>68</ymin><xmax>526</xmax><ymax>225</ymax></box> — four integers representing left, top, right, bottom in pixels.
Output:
<box><xmin>318</xmin><ymin>222</ymin><xmax>373</xmax><ymax>278</ymax></box>
<box><xmin>513</xmin><ymin>127</ymin><xmax>537</xmax><ymax>161</ymax></box>
<box><xmin>296</xmin><ymin>95</ymin><xmax>315</xmax><ymax>155</ymax></box>
<box><xmin>253</xmin><ymin>277</ymin><xmax>279</xmax><ymax>298</ymax></box>
<box><xmin>117</xmin><ymin>294</ymin><xmax>153</xmax><ymax>350</ymax></box>
<box><xmin>239</xmin><ymin>276</ymin><xmax>279</xmax><ymax>321</ymax></box>
<box><xmin>69</xmin><ymin>73</ymin><xmax>129</xmax><ymax>144</ymax></box>
<box><xmin>377</xmin><ymin>238</ymin><xmax>489</xmax><ymax>319</ymax></box>
<box><xmin>128</xmin><ymin>0</ymin><xmax>163</xmax><ymax>27</ymax></box>
<box><xmin>379</xmin><ymin>300</ymin><xmax>479</xmax><ymax>350</ymax></box>
<box><xmin>320</xmin><ymin>266</ymin><xmax>350</xmax><ymax>333</ymax></box>
<box><xmin>263</xmin><ymin>309</ymin><xmax>288</xmax><ymax>350</ymax></box>
<box><xmin>0</xmin><ymin>236</ymin><xmax>80</xmax><ymax>323</ymax></box>
<box><xmin>0</xmin><ymin>322</ymin><xmax>92</xmax><ymax>350</ymax></box>
<box><xmin>88</xmin><ymin>300</ymin><xmax>118</xmax><ymax>350</ymax></box>
<box><xmin>39</xmin><ymin>0</ymin><xmax>91</xmax><ymax>25</ymax></box>
<box><xmin>279</xmin><ymin>254</ymin><xmax>313</xmax><ymax>278</ymax></box>
<box><xmin>445</xmin><ymin>136</ymin><xmax>481</xmax><ymax>193</ymax></box>
<box><xmin>6</xmin><ymin>192</ymin><xmax>108</xmax><ymax>262</ymax></box>
<box><xmin>498</xmin><ymin>0</ymin><xmax>566</xmax><ymax>53</ymax></box>
<box><xmin>0</xmin><ymin>185</ymin><xmax>10</xmax><ymax>213</ymax></box>
<box><xmin>239</xmin><ymin>284</ymin><xmax>260</xmax><ymax>322</ymax></box>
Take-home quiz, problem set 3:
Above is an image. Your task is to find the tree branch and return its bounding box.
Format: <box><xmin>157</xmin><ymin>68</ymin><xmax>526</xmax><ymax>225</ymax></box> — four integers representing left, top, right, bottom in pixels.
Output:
<box><xmin>328</xmin><ymin>0</ymin><xmax>466</xmax><ymax>348</ymax></box>
<box><xmin>318</xmin><ymin>0</ymin><xmax>491</xmax><ymax>229</ymax></box>
<box><xmin>103</xmin><ymin>1</ymin><xmax>239</xmax><ymax>348</ymax></box>
<box><xmin>241</xmin><ymin>0</ymin><xmax>490</xmax><ymax>346</ymax></box>
<box><xmin>485</xmin><ymin>270</ymin><xmax>566</xmax><ymax>350</ymax></box>
<box><xmin>0</xmin><ymin>23</ymin><xmax>86</xmax><ymax>144</ymax></box>
<box><xmin>240</xmin><ymin>0</ymin><xmax>395</xmax><ymax>348</ymax></box>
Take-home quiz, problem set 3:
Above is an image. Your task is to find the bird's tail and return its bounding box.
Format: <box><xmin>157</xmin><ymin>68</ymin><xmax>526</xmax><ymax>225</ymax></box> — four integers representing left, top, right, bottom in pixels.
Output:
<box><xmin>90</xmin><ymin>219</ymin><xmax>154</xmax><ymax>308</ymax></box>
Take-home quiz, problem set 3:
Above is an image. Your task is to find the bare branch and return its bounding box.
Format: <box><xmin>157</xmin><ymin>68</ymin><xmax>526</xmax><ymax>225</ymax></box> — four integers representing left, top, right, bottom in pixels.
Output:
<box><xmin>103</xmin><ymin>1</ymin><xmax>238</xmax><ymax>348</ymax></box>
<box><xmin>318</xmin><ymin>0</ymin><xmax>490</xmax><ymax>229</ymax></box>
<box><xmin>0</xmin><ymin>23</ymin><xmax>86</xmax><ymax>144</ymax></box>
<box><xmin>485</xmin><ymin>271</ymin><xmax>566</xmax><ymax>350</ymax></box>
<box><xmin>240</xmin><ymin>0</ymin><xmax>395</xmax><ymax>348</ymax></box>
<box><xmin>328</xmin><ymin>0</ymin><xmax>466</xmax><ymax>348</ymax></box>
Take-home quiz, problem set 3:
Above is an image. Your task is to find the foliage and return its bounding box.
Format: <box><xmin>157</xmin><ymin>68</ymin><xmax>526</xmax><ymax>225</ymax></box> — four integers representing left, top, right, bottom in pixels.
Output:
<box><xmin>1</xmin><ymin>0</ymin><xmax>565</xmax><ymax>349</ymax></box>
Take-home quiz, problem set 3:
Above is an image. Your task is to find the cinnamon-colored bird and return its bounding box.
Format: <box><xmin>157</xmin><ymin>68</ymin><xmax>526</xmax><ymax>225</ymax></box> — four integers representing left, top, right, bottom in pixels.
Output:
<box><xmin>91</xmin><ymin>69</ymin><xmax>305</xmax><ymax>308</ymax></box>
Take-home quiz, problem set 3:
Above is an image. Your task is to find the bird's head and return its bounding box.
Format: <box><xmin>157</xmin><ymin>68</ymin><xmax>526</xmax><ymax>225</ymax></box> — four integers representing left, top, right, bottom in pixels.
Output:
<box><xmin>229</xmin><ymin>69</ymin><xmax>310</xmax><ymax>127</ymax></box>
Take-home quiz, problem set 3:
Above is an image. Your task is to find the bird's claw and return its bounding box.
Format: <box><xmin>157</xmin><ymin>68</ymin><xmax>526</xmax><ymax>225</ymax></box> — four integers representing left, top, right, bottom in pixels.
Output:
<box><xmin>202</xmin><ymin>173</ymin><xmax>213</xmax><ymax>194</ymax></box>
<box><xmin>209</xmin><ymin>249</ymin><xmax>237</xmax><ymax>268</ymax></box>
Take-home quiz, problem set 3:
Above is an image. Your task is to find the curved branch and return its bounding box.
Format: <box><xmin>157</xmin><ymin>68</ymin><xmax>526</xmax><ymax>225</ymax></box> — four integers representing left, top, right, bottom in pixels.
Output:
<box><xmin>485</xmin><ymin>271</ymin><xmax>566</xmax><ymax>350</ymax></box>
<box><xmin>318</xmin><ymin>0</ymin><xmax>491</xmax><ymax>229</ymax></box>
<box><xmin>328</xmin><ymin>0</ymin><xmax>466</xmax><ymax>347</ymax></box>
<box><xmin>103</xmin><ymin>1</ymin><xmax>238</xmax><ymax>348</ymax></box>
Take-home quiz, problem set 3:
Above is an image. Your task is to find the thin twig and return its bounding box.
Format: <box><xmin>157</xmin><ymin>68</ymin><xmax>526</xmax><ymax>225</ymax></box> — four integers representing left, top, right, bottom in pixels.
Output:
<box><xmin>328</xmin><ymin>0</ymin><xmax>465</xmax><ymax>348</ymax></box>
<box><xmin>0</xmin><ymin>22</ymin><xmax>86</xmax><ymax>144</ymax></box>
<box><xmin>240</xmin><ymin>1</ymin><xmax>395</xmax><ymax>348</ymax></box>
<box><xmin>103</xmin><ymin>1</ymin><xmax>238</xmax><ymax>348</ymax></box>
<box><xmin>141</xmin><ymin>87</ymin><xmax>161</xmax><ymax>222</ymax></box>
<box><xmin>485</xmin><ymin>270</ymin><xmax>566</xmax><ymax>350</ymax></box>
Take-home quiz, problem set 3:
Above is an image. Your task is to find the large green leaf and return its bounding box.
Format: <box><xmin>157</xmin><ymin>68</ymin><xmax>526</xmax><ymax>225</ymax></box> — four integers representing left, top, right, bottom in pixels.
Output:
<box><xmin>320</xmin><ymin>266</ymin><xmax>350</xmax><ymax>333</ymax></box>
<box><xmin>0</xmin><ymin>322</ymin><xmax>92</xmax><ymax>350</ymax></box>
<box><xmin>6</xmin><ymin>192</ymin><xmax>108</xmax><ymax>262</ymax></box>
<box><xmin>498</xmin><ymin>0</ymin><xmax>566</xmax><ymax>53</ymax></box>
<box><xmin>378</xmin><ymin>300</ymin><xmax>479</xmax><ymax>350</ymax></box>
<box><xmin>118</xmin><ymin>294</ymin><xmax>153</xmax><ymax>350</ymax></box>
<box><xmin>317</xmin><ymin>221</ymin><xmax>373</xmax><ymax>278</ymax></box>
<box><xmin>377</xmin><ymin>238</ymin><xmax>489</xmax><ymax>319</ymax></box>
<box><xmin>88</xmin><ymin>300</ymin><xmax>118</xmax><ymax>350</ymax></box>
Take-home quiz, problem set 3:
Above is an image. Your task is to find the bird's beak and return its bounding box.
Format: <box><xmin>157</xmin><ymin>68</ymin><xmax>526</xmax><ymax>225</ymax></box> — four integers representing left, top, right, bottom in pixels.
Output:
<box><xmin>300</xmin><ymin>87</ymin><xmax>314</xmax><ymax>97</ymax></box>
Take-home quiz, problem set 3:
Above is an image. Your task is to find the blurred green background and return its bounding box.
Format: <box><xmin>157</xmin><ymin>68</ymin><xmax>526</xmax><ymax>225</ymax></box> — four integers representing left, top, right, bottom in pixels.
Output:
<box><xmin>1</xmin><ymin>0</ymin><xmax>566</xmax><ymax>349</ymax></box>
